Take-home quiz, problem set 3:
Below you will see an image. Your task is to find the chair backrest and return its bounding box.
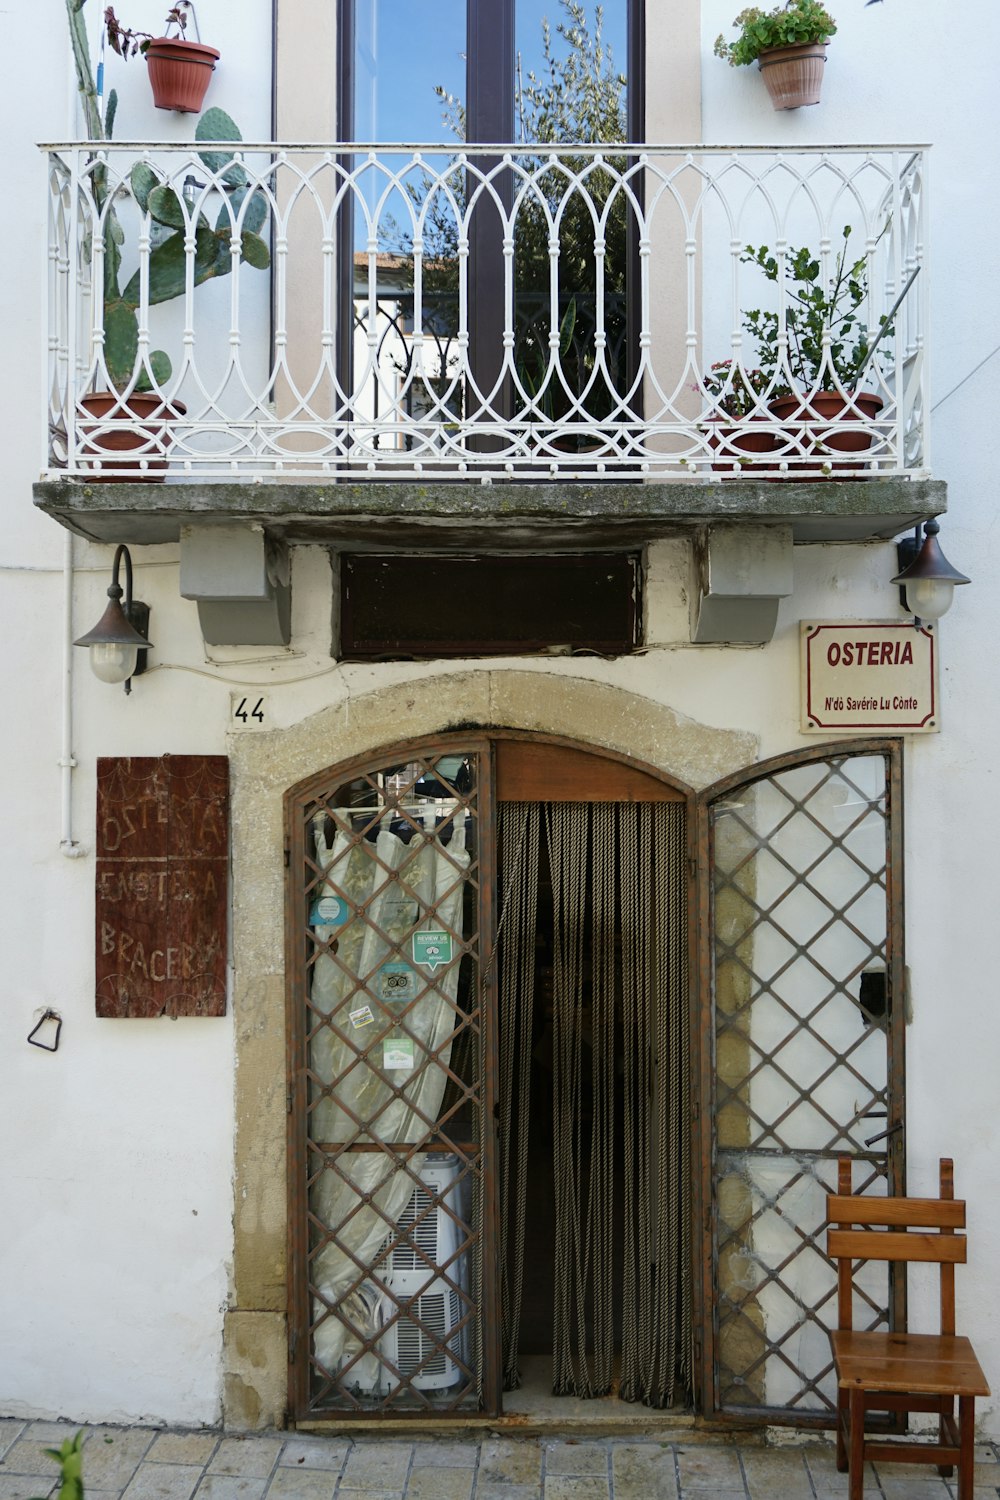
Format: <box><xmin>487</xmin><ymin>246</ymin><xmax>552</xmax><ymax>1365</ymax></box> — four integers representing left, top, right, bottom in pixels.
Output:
<box><xmin>827</xmin><ymin>1156</ymin><xmax>966</xmax><ymax>1336</ymax></box>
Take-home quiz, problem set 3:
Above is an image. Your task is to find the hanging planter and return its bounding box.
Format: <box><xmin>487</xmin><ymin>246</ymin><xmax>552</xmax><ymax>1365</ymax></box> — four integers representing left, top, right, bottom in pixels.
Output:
<box><xmin>715</xmin><ymin>0</ymin><xmax>837</xmax><ymax>112</ymax></box>
<box><xmin>105</xmin><ymin>2</ymin><xmax>220</xmax><ymax>115</ymax></box>
<box><xmin>757</xmin><ymin>40</ymin><xmax>828</xmax><ymax>110</ymax></box>
<box><xmin>145</xmin><ymin>36</ymin><xmax>220</xmax><ymax>113</ymax></box>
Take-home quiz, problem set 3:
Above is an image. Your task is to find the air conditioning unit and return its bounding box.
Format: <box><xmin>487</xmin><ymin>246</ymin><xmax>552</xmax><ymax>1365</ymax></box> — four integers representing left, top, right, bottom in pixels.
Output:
<box><xmin>373</xmin><ymin>1154</ymin><xmax>470</xmax><ymax>1393</ymax></box>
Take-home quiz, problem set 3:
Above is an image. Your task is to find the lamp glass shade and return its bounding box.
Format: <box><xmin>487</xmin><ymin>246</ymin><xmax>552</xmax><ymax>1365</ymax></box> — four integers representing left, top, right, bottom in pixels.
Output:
<box><xmin>903</xmin><ymin>577</ymin><xmax>955</xmax><ymax>621</ymax></box>
<box><xmin>89</xmin><ymin>641</ymin><xmax>139</xmax><ymax>684</ymax></box>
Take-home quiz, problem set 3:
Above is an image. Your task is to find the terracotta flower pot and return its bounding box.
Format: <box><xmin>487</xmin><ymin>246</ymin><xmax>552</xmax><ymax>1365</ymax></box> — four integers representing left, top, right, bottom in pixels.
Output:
<box><xmin>78</xmin><ymin>392</ymin><xmax>186</xmax><ymax>481</ymax></box>
<box><xmin>145</xmin><ymin>37</ymin><xmax>220</xmax><ymax>113</ymax></box>
<box><xmin>706</xmin><ymin>417</ymin><xmax>780</xmax><ymax>476</ymax></box>
<box><xmin>758</xmin><ymin>42</ymin><xmax>827</xmax><ymax>110</ymax></box>
<box><xmin>768</xmin><ymin>390</ymin><xmax>885</xmax><ymax>472</ymax></box>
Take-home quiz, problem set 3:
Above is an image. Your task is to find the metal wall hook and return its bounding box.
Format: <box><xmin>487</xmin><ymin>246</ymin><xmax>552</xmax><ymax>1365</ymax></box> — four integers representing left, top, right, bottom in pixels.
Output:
<box><xmin>27</xmin><ymin>1009</ymin><xmax>63</xmax><ymax>1052</ymax></box>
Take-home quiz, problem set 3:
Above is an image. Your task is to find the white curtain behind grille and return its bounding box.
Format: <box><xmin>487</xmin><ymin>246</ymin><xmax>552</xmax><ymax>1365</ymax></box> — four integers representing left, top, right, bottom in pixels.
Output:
<box><xmin>307</xmin><ymin>811</ymin><xmax>469</xmax><ymax>1385</ymax></box>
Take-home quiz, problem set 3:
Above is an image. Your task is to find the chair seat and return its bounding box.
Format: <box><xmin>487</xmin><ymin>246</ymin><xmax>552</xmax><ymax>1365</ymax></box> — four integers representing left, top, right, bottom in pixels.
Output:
<box><xmin>832</xmin><ymin>1330</ymin><xmax>990</xmax><ymax>1397</ymax></box>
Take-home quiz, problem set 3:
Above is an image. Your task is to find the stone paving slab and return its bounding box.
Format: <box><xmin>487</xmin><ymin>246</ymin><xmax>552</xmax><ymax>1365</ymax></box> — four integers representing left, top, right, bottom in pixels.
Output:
<box><xmin>0</xmin><ymin>1440</ymin><xmax>63</xmax><ymax>1477</ymax></box>
<box><xmin>193</xmin><ymin>1476</ymin><xmax>269</xmax><ymax>1500</ymax></box>
<box><xmin>542</xmin><ymin>1478</ymin><xmax>609</xmax><ymax>1500</ymax></box>
<box><xmin>0</xmin><ymin>1477</ymin><xmax>57</xmax><ymax>1500</ymax></box>
<box><xmin>276</xmin><ymin>1441</ymin><xmax>350</xmax><ymax>1474</ymax></box>
<box><xmin>409</xmin><ymin>1443</ymin><xmax>477</xmax><ymax>1470</ymax></box>
<box><xmin>0</xmin><ymin>1431</ymin><xmax>26</xmax><ymax>1465</ymax></box>
<box><xmin>264</xmin><ymin>1470</ymin><xmax>337</xmax><ymax>1500</ymax></box>
<box><xmin>675</xmin><ymin>1444</ymin><xmax>744</xmax><ymax>1491</ymax></box>
<box><xmin>148</xmin><ymin>1438</ymin><xmax>219</xmax><ymax>1468</ymax></box>
<box><xmin>208</xmin><ymin>1442</ymin><xmax>283</xmax><ymax>1481</ymax></box>
<box><xmin>82</xmin><ymin>1431</ymin><xmax>157</xmax><ymax>1488</ymax></box>
<box><xmin>542</xmin><ymin>1442</ymin><xmax>608</xmax><ymax>1477</ymax></box>
<box><xmin>609</xmin><ymin>1442</ymin><xmax>678</xmax><ymax>1500</ymax></box>
<box><xmin>471</xmin><ymin>1485</ymin><xmax>541</xmax><ymax>1500</ymax></box>
<box><xmin>331</xmin><ymin>1493</ymin><xmax>403</xmax><ymax>1500</ymax></box>
<box><xmin>741</xmin><ymin>1448</ymin><xmax>814</xmax><ymax>1500</ymax></box>
<box><xmin>477</xmin><ymin>1440</ymin><xmax>541</xmax><ymax>1486</ymax></box>
<box><xmin>401</xmin><ymin>1468</ymin><xmax>472</xmax><ymax>1500</ymax></box>
<box><xmin>120</xmin><ymin>1463</ymin><xmax>205</xmax><ymax>1500</ymax></box>
<box><xmin>337</xmin><ymin>1445</ymin><xmax>411</xmax><ymax>1493</ymax></box>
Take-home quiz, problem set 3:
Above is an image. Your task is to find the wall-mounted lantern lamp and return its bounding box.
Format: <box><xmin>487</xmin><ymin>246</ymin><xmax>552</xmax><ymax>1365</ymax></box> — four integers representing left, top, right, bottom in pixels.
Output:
<box><xmin>891</xmin><ymin>519</ymin><xmax>970</xmax><ymax>622</ymax></box>
<box><xmin>74</xmin><ymin>544</ymin><xmax>151</xmax><ymax>694</ymax></box>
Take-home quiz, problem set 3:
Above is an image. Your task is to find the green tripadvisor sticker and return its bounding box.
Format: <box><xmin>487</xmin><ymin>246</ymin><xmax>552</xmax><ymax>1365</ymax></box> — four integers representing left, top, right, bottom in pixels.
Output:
<box><xmin>412</xmin><ymin>929</ymin><xmax>453</xmax><ymax>972</ymax></box>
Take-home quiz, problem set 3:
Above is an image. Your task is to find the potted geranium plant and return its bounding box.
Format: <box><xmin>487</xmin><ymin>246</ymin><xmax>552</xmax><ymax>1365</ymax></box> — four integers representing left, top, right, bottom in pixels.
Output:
<box><xmin>714</xmin><ymin>0</ymin><xmax>837</xmax><ymax>110</ymax></box>
<box><xmin>105</xmin><ymin>2</ymin><xmax>220</xmax><ymax>114</ymax></box>
<box><xmin>697</xmin><ymin>360</ymin><xmax>786</xmax><ymax>474</ymax></box>
<box><xmin>741</xmin><ymin>226</ymin><xmax>891</xmax><ymax>465</ymax></box>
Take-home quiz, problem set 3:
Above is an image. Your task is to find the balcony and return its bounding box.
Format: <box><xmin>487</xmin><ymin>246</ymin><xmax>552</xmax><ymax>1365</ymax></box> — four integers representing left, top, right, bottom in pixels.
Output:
<box><xmin>36</xmin><ymin>141</ymin><xmax>942</xmax><ymax>550</ymax></box>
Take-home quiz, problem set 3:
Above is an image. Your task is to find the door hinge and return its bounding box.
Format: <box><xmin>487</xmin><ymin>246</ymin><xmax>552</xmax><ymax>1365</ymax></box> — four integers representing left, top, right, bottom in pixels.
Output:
<box><xmin>687</xmin><ymin>855</ymin><xmax>697</xmax><ymax>880</ymax></box>
<box><xmin>284</xmin><ymin>843</ymin><xmax>291</xmax><ymax>869</ymax></box>
<box><xmin>286</xmin><ymin>1081</ymin><xmax>294</xmax><ymax>1114</ymax></box>
<box><xmin>288</xmin><ymin>1326</ymin><xmax>298</xmax><ymax>1363</ymax></box>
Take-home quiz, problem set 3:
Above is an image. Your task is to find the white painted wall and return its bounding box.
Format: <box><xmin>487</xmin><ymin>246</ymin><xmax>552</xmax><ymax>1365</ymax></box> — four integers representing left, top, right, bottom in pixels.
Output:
<box><xmin>0</xmin><ymin>0</ymin><xmax>271</xmax><ymax>1427</ymax></box>
<box><xmin>2</xmin><ymin>0</ymin><xmax>998</xmax><ymax>1432</ymax></box>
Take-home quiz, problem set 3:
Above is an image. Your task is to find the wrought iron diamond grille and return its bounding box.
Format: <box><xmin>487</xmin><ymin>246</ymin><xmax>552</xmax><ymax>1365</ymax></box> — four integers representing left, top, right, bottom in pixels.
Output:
<box><xmin>297</xmin><ymin>750</ymin><xmax>486</xmax><ymax>1414</ymax></box>
<box><xmin>709</xmin><ymin>752</ymin><xmax>898</xmax><ymax>1417</ymax></box>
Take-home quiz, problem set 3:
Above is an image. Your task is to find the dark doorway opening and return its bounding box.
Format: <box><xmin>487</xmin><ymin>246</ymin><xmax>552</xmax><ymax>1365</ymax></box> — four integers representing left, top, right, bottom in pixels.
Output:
<box><xmin>495</xmin><ymin>797</ymin><xmax>691</xmax><ymax>1408</ymax></box>
<box><xmin>513</xmin><ymin>835</ymin><xmax>629</xmax><ymax>1365</ymax></box>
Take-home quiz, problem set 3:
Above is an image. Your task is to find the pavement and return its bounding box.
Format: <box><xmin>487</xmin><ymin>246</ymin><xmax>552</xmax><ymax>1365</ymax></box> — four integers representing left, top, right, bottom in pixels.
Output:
<box><xmin>1</xmin><ymin>1420</ymin><xmax>999</xmax><ymax>1500</ymax></box>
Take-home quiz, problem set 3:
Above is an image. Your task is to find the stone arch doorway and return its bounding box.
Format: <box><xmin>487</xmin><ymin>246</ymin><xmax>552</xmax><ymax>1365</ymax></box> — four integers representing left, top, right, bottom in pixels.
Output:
<box><xmin>224</xmin><ymin>670</ymin><xmax>755</xmax><ymax>1427</ymax></box>
<box><xmin>284</xmin><ymin>732</ymin><xmax>696</xmax><ymax>1419</ymax></box>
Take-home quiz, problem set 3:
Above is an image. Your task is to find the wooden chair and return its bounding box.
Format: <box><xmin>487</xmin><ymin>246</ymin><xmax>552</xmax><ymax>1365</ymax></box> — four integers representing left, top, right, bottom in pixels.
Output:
<box><xmin>827</xmin><ymin>1157</ymin><xmax>990</xmax><ymax>1500</ymax></box>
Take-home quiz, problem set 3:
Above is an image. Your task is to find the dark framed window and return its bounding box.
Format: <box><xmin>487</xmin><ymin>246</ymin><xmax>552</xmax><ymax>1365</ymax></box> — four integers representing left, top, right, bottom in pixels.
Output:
<box><xmin>340</xmin><ymin>552</ymin><xmax>641</xmax><ymax>658</ymax></box>
<box><xmin>336</xmin><ymin>0</ymin><xmax>644</xmax><ymax>431</ymax></box>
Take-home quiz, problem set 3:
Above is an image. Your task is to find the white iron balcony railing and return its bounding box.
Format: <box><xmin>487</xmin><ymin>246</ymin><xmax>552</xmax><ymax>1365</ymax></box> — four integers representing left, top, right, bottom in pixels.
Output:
<box><xmin>44</xmin><ymin>142</ymin><xmax>928</xmax><ymax>481</ymax></box>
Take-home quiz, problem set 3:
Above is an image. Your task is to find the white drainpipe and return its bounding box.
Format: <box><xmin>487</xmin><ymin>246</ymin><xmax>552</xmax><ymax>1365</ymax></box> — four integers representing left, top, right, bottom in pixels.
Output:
<box><xmin>60</xmin><ymin>530</ymin><xmax>85</xmax><ymax>858</ymax></box>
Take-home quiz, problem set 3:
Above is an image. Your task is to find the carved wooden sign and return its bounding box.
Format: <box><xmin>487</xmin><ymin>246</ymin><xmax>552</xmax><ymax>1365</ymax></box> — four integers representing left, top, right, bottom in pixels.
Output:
<box><xmin>95</xmin><ymin>755</ymin><xmax>229</xmax><ymax>1017</ymax></box>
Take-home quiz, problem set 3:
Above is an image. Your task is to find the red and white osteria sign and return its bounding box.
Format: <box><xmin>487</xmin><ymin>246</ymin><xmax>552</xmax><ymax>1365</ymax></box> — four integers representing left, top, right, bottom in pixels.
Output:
<box><xmin>801</xmin><ymin>621</ymin><xmax>938</xmax><ymax>733</ymax></box>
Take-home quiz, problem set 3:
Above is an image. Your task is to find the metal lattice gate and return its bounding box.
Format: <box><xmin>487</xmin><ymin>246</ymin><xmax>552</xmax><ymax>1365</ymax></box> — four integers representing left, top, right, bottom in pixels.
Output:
<box><xmin>287</xmin><ymin>745</ymin><xmax>492</xmax><ymax>1416</ymax></box>
<box><xmin>705</xmin><ymin>745</ymin><xmax>904</xmax><ymax>1419</ymax></box>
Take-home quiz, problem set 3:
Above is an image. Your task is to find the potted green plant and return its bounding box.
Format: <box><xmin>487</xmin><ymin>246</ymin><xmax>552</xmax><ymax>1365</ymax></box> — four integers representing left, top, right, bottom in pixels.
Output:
<box><xmin>63</xmin><ymin>2</ymin><xmax>269</xmax><ymax>477</ymax></box>
<box><xmin>714</xmin><ymin>0</ymin><xmax>837</xmax><ymax>110</ymax></box>
<box><xmin>105</xmin><ymin>2</ymin><xmax>220</xmax><ymax>114</ymax></box>
<box><xmin>741</xmin><ymin>226</ymin><xmax>891</xmax><ymax>464</ymax></box>
<box><xmin>697</xmin><ymin>359</ymin><xmax>787</xmax><ymax>473</ymax></box>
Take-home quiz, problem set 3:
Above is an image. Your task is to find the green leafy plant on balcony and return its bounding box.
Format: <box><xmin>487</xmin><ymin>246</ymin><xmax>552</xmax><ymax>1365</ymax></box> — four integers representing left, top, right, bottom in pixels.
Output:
<box><xmin>740</xmin><ymin>225</ymin><xmax>891</xmax><ymax>393</ymax></box>
<box><xmin>714</xmin><ymin>0</ymin><xmax>837</xmax><ymax>67</ymax></box>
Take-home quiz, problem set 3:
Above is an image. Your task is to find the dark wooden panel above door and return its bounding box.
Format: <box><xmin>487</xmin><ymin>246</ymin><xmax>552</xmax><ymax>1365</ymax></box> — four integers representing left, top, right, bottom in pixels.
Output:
<box><xmin>495</xmin><ymin>739</ymin><xmax>685</xmax><ymax>802</ymax></box>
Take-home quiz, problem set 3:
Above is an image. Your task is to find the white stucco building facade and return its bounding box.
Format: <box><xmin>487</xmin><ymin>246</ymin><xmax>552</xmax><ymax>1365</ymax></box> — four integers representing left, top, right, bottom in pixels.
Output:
<box><xmin>2</xmin><ymin>0</ymin><xmax>998</xmax><ymax>1437</ymax></box>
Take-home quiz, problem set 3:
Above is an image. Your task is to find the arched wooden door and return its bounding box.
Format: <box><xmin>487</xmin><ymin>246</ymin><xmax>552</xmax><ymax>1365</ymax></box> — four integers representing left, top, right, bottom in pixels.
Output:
<box><xmin>285</xmin><ymin>733</ymin><xmax>694</xmax><ymax>1421</ymax></box>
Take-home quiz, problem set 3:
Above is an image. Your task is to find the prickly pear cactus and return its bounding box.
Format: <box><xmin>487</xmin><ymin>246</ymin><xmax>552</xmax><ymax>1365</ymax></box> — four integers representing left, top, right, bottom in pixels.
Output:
<box><xmin>100</xmin><ymin>110</ymin><xmax>270</xmax><ymax>389</ymax></box>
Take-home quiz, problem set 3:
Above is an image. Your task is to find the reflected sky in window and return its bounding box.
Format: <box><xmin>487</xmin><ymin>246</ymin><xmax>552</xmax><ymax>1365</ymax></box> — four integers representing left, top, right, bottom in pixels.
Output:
<box><xmin>352</xmin><ymin>0</ymin><xmax>626</xmax><ymax>142</ymax></box>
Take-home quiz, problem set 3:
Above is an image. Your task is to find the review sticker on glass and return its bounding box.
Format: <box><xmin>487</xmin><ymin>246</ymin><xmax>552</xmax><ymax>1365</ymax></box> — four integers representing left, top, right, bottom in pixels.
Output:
<box><xmin>412</xmin><ymin>930</ymin><xmax>453</xmax><ymax>971</ymax></box>
<box><xmin>383</xmin><ymin>1036</ymin><xmax>415</xmax><ymax>1070</ymax></box>
<box><xmin>378</xmin><ymin>962</ymin><xmax>418</xmax><ymax>1002</ymax></box>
